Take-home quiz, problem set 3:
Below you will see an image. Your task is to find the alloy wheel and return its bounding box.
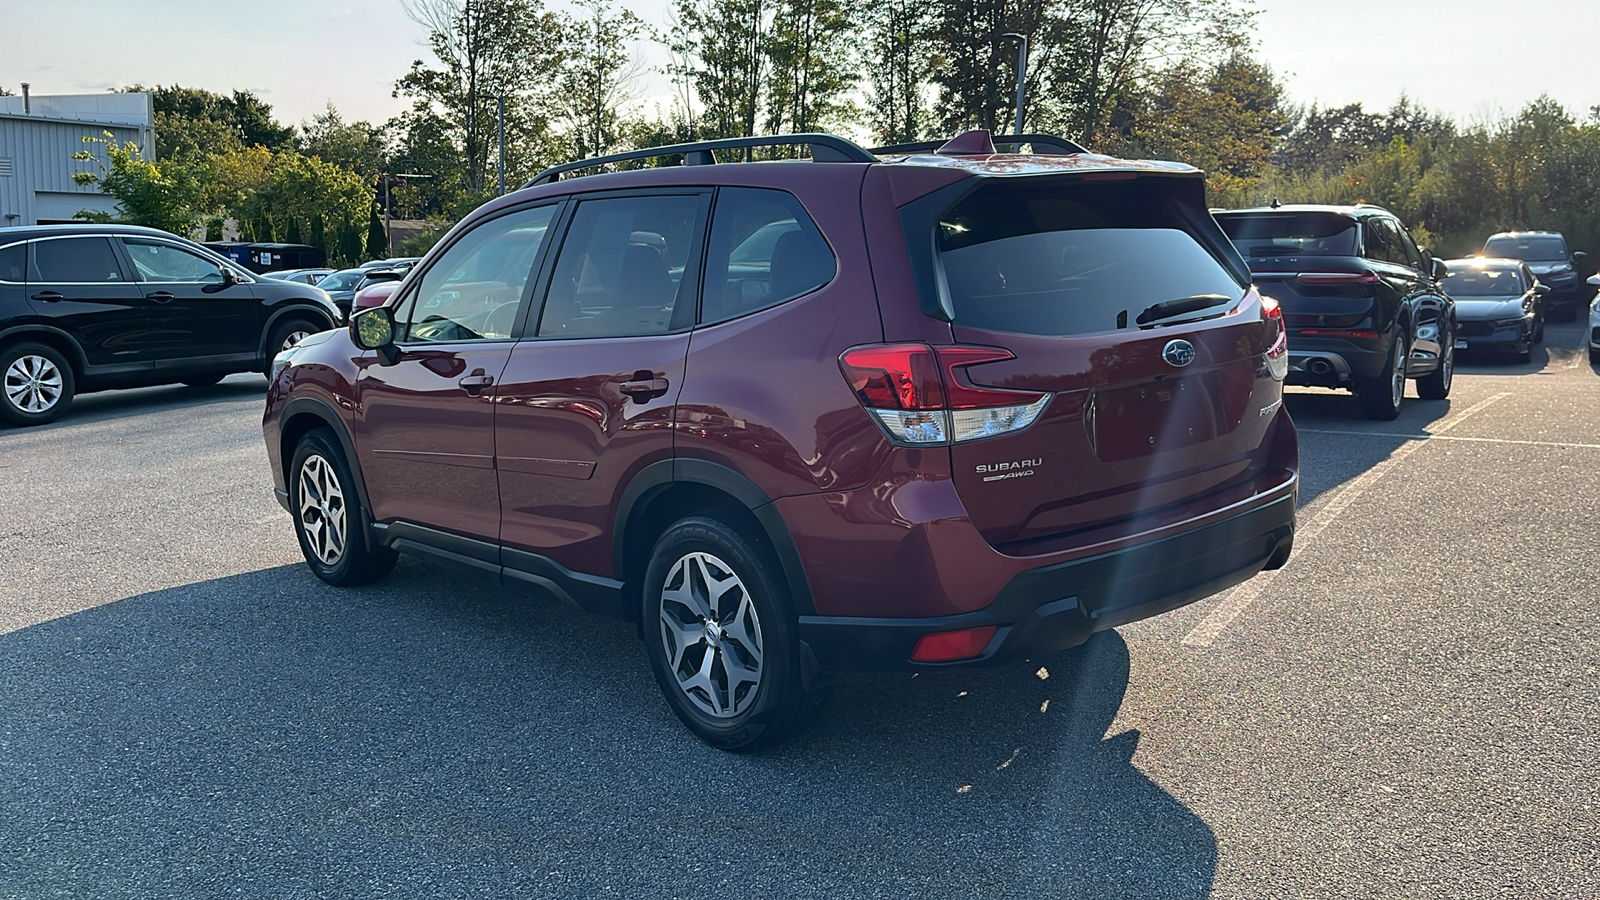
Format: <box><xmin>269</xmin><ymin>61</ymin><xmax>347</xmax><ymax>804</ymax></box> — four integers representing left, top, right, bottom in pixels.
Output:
<box><xmin>1390</xmin><ymin>340</ymin><xmax>1406</xmax><ymax>409</ymax></box>
<box><xmin>4</xmin><ymin>354</ymin><xmax>64</xmax><ymax>414</ymax></box>
<box><xmin>1440</xmin><ymin>330</ymin><xmax>1453</xmax><ymax>391</ymax></box>
<box><xmin>280</xmin><ymin>329</ymin><xmax>313</xmax><ymax>354</ymax></box>
<box><xmin>297</xmin><ymin>454</ymin><xmax>347</xmax><ymax>566</ymax></box>
<box><xmin>658</xmin><ymin>551</ymin><xmax>765</xmax><ymax>718</ymax></box>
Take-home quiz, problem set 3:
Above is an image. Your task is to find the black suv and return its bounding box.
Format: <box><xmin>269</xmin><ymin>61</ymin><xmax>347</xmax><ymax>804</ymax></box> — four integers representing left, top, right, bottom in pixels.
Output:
<box><xmin>0</xmin><ymin>224</ymin><xmax>342</xmax><ymax>426</ymax></box>
<box><xmin>1214</xmin><ymin>204</ymin><xmax>1455</xmax><ymax>419</ymax></box>
<box><xmin>1481</xmin><ymin>231</ymin><xmax>1587</xmax><ymax>320</ymax></box>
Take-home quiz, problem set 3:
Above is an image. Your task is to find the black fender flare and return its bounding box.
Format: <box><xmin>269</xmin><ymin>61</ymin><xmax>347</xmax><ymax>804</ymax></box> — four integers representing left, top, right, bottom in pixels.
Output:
<box><xmin>280</xmin><ymin>396</ymin><xmax>381</xmax><ymax>553</ymax></box>
<box><xmin>615</xmin><ymin>458</ymin><xmax>817</xmax><ymax>616</ymax></box>
<box><xmin>0</xmin><ymin>323</ymin><xmax>89</xmax><ymax>374</ymax></box>
<box><xmin>260</xmin><ymin>305</ymin><xmax>340</xmax><ymax>361</ymax></box>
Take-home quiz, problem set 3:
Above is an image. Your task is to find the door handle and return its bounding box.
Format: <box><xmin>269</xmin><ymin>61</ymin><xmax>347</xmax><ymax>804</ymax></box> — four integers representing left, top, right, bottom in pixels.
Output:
<box><xmin>459</xmin><ymin>373</ymin><xmax>495</xmax><ymax>395</ymax></box>
<box><xmin>619</xmin><ymin>377</ymin><xmax>670</xmax><ymax>403</ymax></box>
<box><xmin>148</xmin><ymin>291</ymin><xmax>175</xmax><ymax>303</ymax></box>
<box><xmin>31</xmin><ymin>291</ymin><xmax>63</xmax><ymax>303</ymax></box>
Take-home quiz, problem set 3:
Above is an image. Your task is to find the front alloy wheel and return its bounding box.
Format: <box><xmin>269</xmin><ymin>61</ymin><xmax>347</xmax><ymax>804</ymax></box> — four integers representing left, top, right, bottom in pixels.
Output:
<box><xmin>297</xmin><ymin>454</ymin><xmax>347</xmax><ymax>567</ymax></box>
<box><xmin>659</xmin><ymin>551</ymin><xmax>765</xmax><ymax>718</ymax></box>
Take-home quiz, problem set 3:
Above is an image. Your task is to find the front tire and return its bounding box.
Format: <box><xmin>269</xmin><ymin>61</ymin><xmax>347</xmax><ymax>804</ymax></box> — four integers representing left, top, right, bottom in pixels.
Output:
<box><xmin>0</xmin><ymin>342</ymin><xmax>75</xmax><ymax>427</ymax></box>
<box><xmin>1357</xmin><ymin>336</ymin><xmax>1407</xmax><ymax>420</ymax></box>
<box><xmin>289</xmin><ymin>428</ymin><xmax>397</xmax><ymax>586</ymax></box>
<box><xmin>642</xmin><ymin>516</ymin><xmax>813</xmax><ymax>751</ymax></box>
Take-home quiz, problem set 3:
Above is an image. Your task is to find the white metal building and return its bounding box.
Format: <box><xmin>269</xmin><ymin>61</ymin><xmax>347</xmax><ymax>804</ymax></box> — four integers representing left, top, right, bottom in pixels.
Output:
<box><xmin>0</xmin><ymin>92</ymin><xmax>155</xmax><ymax>227</ymax></box>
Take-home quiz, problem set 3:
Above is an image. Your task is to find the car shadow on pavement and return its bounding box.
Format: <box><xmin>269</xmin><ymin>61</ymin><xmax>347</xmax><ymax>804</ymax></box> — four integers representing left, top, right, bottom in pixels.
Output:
<box><xmin>2</xmin><ymin>377</ymin><xmax>268</xmax><ymax>432</ymax></box>
<box><xmin>1281</xmin><ymin>389</ymin><xmax>1450</xmax><ymax>508</ymax></box>
<box><xmin>0</xmin><ymin>561</ymin><xmax>1214</xmax><ymax>899</ymax></box>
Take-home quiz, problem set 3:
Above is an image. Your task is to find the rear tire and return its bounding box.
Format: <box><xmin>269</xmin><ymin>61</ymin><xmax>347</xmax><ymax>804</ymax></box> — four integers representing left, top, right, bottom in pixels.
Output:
<box><xmin>1416</xmin><ymin>324</ymin><xmax>1453</xmax><ymax>400</ymax></box>
<box><xmin>0</xmin><ymin>342</ymin><xmax>75</xmax><ymax>427</ymax></box>
<box><xmin>264</xmin><ymin>319</ymin><xmax>318</xmax><ymax>377</ymax></box>
<box><xmin>642</xmin><ymin>515</ymin><xmax>816</xmax><ymax>751</ymax></box>
<box><xmin>289</xmin><ymin>428</ymin><xmax>397</xmax><ymax>586</ymax></box>
<box><xmin>1356</xmin><ymin>336</ymin><xmax>1407</xmax><ymax>420</ymax></box>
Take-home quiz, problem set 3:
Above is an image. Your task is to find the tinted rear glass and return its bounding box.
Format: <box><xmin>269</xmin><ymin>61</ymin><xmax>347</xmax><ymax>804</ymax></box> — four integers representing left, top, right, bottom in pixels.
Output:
<box><xmin>1484</xmin><ymin>236</ymin><xmax>1567</xmax><ymax>261</ymax></box>
<box><xmin>937</xmin><ymin>181</ymin><xmax>1244</xmax><ymax>336</ymax></box>
<box><xmin>1217</xmin><ymin>213</ymin><xmax>1358</xmax><ymax>257</ymax></box>
<box><xmin>0</xmin><ymin>243</ymin><xmax>24</xmax><ymax>282</ymax></box>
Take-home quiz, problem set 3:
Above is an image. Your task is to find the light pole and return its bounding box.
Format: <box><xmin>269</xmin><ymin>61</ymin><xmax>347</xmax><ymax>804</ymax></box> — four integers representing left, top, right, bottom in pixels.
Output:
<box><xmin>379</xmin><ymin>173</ymin><xmax>431</xmax><ymax>255</ymax></box>
<box><xmin>1001</xmin><ymin>33</ymin><xmax>1028</xmax><ymax>135</ymax></box>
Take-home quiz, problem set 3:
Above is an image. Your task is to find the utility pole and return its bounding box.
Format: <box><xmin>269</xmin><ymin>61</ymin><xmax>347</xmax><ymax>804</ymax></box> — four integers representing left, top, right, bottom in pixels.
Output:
<box><xmin>1001</xmin><ymin>33</ymin><xmax>1028</xmax><ymax>135</ymax></box>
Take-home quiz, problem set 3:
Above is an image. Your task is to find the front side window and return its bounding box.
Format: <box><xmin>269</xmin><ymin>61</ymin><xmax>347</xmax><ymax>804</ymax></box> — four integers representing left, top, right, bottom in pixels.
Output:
<box><xmin>935</xmin><ymin>179</ymin><xmax>1245</xmax><ymax>337</ymax></box>
<box><xmin>538</xmin><ymin>194</ymin><xmax>706</xmax><ymax>338</ymax></box>
<box><xmin>32</xmin><ymin>237</ymin><xmax>125</xmax><ymax>283</ymax></box>
<box><xmin>702</xmin><ymin>188</ymin><xmax>834</xmax><ymax>325</ymax></box>
<box><xmin>122</xmin><ymin>240</ymin><xmax>226</xmax><ymax>284</ymax></box>
<box><xmin>396</xmin><ymin>204</ymin><xmax>556</xmax><ymax>344</ymax></box>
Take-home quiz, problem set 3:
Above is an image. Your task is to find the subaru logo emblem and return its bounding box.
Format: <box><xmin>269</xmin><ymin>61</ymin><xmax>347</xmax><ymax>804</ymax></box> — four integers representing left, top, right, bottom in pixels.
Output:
<box><xmin>1162</xmin><ymin>339</ymin><xmax>1195</xmax><ymax>368</ymax></box>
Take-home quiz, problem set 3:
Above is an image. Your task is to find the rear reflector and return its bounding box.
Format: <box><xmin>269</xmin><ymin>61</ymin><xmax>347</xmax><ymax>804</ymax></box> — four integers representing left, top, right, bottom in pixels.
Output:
<box><xmin>1296</xmin><ymin>271</ymin><xmax>1380</xmax><ymax>285</ymax></box>
<box><xmin>910</xmin><ymin>626</ymin><xmax>999</xmax><ymax>663</ymax></box>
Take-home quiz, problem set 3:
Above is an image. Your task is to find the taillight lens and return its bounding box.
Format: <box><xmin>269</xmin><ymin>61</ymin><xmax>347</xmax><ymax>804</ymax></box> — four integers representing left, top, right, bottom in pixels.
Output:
<box><xmin>839</xmin><ymin>343</ymin><xmax>1051</xmax><ymax>445</ymax></box>
<box><xmin>1262</xmin><ymin>294</ymin><xmax>1288</xmax><ymax>381</ymax></box>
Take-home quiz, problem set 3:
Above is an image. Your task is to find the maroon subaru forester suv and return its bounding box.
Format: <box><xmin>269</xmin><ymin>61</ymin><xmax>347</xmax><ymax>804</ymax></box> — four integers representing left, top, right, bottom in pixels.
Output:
<box><xmin>263</xmin><ymin>131</ymin><xmax>1298</xmax><ymax>750</ymax></box>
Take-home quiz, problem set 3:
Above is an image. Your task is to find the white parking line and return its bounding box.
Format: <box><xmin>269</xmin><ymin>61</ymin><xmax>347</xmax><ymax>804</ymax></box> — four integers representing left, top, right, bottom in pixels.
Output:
<box><xmin>1181</xmin><ymin>392</ymin><xmax>1512</xmax><ymax>648</ymax></box>
<box><xmin>1297</xmin><ymin>430</ymin><xmax>1600</xmax><ymax>451</ymax></box>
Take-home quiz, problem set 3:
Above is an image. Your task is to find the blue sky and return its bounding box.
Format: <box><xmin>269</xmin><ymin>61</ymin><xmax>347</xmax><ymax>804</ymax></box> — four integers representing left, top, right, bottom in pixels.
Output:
<box><xmin>4</xmin><ymin>0</ymin><xmax>1596</xmax><ymax>132</ymax></box>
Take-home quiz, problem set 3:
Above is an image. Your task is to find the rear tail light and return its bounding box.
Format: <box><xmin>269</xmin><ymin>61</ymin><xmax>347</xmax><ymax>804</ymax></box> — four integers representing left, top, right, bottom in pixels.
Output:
<box><xmin>839</xmin><ymin>343</ymin><xmax>1050</xmax><ymax>445</ymax></box>
<box><xmin>1262</xmin><ymin>295</ymin><xmax>1288</xmax><ymax>381</ymax></box>
<box><xmin>1296</xmin><ymin>271</ymin><xmax>1380</xmax><ymax>285</ymax></box>
<box><xmin>910</xmin><ymin>626</ymin><xmax>998</xmax><ymax>662</ymax></box>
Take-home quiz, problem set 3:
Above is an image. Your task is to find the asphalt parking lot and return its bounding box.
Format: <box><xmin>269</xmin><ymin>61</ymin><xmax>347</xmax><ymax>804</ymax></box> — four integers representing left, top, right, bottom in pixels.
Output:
<box><xmin>2</xmin><ymin>323</ymin><xmax>1597</xmax><ymax>899</ymax></box>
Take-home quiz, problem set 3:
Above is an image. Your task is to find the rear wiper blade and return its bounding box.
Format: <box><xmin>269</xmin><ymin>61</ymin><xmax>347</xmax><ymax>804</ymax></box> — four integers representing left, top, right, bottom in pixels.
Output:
<box><xmin>1135</xmin><ymin>294</ymin><xmax>1235</xmax><ymax>327</ymax></box>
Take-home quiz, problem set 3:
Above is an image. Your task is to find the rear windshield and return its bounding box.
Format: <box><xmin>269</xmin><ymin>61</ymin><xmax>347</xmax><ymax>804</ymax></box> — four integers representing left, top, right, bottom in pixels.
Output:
<box><xmin>1216</xmin><ymin>213</ymin><xmax>1358</xmax><ymax>257</ymax></box>
<box><xmin>936</xmin><ymin>180</ymin><xmax>1244</xmax><ymax>336</ymax></box>
<box><xmin>1483</xmin><ymin>236</ymin><xmax>1567</xmax><ymax>261</ymax></box>
<box><xmin>1443</xmin><ymin>267</ymin><xmax>1525</xmax><ymax>296</ymax></box>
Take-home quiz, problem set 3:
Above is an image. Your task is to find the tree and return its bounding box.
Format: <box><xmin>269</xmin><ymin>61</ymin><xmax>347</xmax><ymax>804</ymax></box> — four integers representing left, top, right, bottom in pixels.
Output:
<box><xmin>862</xmin><ymin>0</ymin><xmax>935</xmax><ymax>143</ymax></box>
<box><xmin>367</xmin><ymin>206</ymin><xmax>388</xmax><ymax>258</ymax></box>
<box><xmin>557</xmin><ymin>0</ymin><xmax>647</xmax><ymax>158</ymax></box>
<box><xmin>122</xmin><ymin>85</ymin><xmax>295</xmax><ymax>160</ymax></box>
<box><xmin>764</xmin><ymin>0</ymin><xmax>856</xmax><ymax>136</ymax></box>
<box><xmin>397</xmin><ymin>0</ymin><xmax>567</xmax><ymax>194</ymax></box>
<box><xmin>930</xmin><ymin>0</ymin><xmax>1050</xmax><ymax>134</ymax></box>
<box><xmin>301</xmin><ymin>104</ymin><xmax>389</xmax><ymax>180</ymax></box>
<box><xmin>70</xmin><ymin>132</ymin><xmax>201</xmax><ymax>234</ymax></box>
<box><xmin>672</xmin><ymin>0</ymin><xmax>770</xmax><ymax>140</ymax></box>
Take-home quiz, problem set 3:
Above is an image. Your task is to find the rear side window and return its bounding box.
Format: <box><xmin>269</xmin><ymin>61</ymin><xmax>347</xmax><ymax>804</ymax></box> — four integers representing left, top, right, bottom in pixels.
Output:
<box><xmin>936</xmin><ymin>180</ymin><xmax>1244</xmax><ymax>336</ymax></box>
<box><xmin>702</xmin><ymin>188</ymin><xmax>834</xmax><ymax>325</ymax></box>
<box><xmin>32</xmin><ymin>237</ymin><xmax>126</xmax><ymax>283</ymax></box>
<box><xmin>1363</xmin><ymin>219</ymin><xmax>1409</xmax><ymax>267</ymax></box>
<box><xmin>0</xmin><ymin>244</ymin><xmax>23</xmax><ymax>282</ymax></box>
<box><xmin>1217</xmin><ymin>213</ymin><xmax>1357</xmax><ymax>257</ymax></box>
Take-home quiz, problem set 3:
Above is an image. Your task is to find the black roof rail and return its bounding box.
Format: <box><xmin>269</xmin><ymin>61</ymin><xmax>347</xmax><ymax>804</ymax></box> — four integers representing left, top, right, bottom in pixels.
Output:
<box><xmin>525</xmin><ymin>133</ymin><xmax>876</xmax><ymax>187</ymax></box>
<box><xmin>869</xmin><ymin>133</ymin><xmax>1088</xmax><ymax>156</ymax></box>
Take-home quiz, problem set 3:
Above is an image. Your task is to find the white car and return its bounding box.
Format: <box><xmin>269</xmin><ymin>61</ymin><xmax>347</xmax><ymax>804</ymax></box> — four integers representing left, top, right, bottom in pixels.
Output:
<box><xmin>1589</xmin><ymin>274</ymin><xmax>1600</xmax><ymax>363</ymax></box>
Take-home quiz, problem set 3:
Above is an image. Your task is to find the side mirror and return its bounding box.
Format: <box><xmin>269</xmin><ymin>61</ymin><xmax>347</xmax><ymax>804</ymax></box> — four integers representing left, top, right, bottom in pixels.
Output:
<box><xmin>351</xmin><ymin>306</ymin><xmax>400</xmax><ymax>365</ymax></box>
<box><xmin>1573</xmin><ymin>251</ymin><xmax>1588</xmax><ymax>265</ymax></box>
<box><xmin>1431</xmin><ymin>257</ymin><xmax>1448</xmax><ymax>280</ymax></box>
<box><xmin>1534</xmin><ymin>284</ymin><xmax>1551</xmax><ymax>296</ymax></box>
<box><xmin>1588</xmin><ymin>274</ymin><xmax>1600</xmax><ymax>287</ymax></box>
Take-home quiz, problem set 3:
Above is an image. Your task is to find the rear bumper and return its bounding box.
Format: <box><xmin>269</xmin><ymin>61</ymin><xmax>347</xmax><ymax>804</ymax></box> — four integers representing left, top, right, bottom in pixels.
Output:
<box><xmin>797</xmin><ymin>484</ymin><xmax>1297</xmax><ymax>670</ymax></box>
<box><xmin>1284</xmin><ymin>333</ymin><xmax>1390</xmax><ymax>387</ymax></box>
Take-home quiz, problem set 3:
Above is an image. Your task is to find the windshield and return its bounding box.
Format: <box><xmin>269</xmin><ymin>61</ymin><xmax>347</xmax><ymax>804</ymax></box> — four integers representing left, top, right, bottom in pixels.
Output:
<box><xmin>937</xmin><ymin>180</ymin><xmax>1245</xmax><ymax>336</ymax></box>
<box><xmin>317</xmin><ymin>270</ymin><xmax>365</xmax><ymax>290</ymax></box>
<box><xmin>1443</xmin><ymin>266</ymin><xmax>1525</xmax><ymax>297</ymax></box>
<box><xmin>1483</xmin><ymin>236</ymin><xmax>1567</xmax><ymax>262</ymax></box>
<box><xmin>1216</xmin><ymin>213</ymin><xmax>1358</xmax><ymax>257</ymax></box>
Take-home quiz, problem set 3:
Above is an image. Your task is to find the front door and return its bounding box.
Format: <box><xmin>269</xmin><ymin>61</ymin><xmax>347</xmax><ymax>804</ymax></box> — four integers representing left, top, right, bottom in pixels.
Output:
<box><xmin>351</xmin><ymin>202</ymin><xmax>561</xmax><ymax>545</ymax></box>
<box><xmin>27</xmin><ymin>235</ymin><xmax>153</xmax><ymax>376</ymax></box>
<box><xmin>118</xmin><ymin>237</ymin><xmax>260</xmax><ymax>370</ymax></box>
<box><xmin>496</xmin><ymin>191</ymin><xmax>709</xmax><ymax>579</ymax></box>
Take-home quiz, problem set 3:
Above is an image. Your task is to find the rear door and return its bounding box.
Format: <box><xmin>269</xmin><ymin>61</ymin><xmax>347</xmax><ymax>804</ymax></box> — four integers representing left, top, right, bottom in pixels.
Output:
<box><xmin>925</xmin><ymin>175</ymin><xmax>1287</xmax><ymax>548</ymax></box>
<box><xmin>118</xmin><ymin>237</ymin><xmax>261</xmax><ymax>368</ymax></box>
<box><xmin>27</xmin><ymin>236</ymin><xmax>154</xmax><ymax>375</ymax></box>
<box><xmin>495</xmin><ymin>190</ymin><xmax>709</xmax><ymax>579</ymax></box>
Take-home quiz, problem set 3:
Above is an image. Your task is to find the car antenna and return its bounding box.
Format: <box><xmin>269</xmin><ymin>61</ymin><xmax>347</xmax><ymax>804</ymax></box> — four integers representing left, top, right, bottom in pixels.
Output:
<box><xmin>1269</xmin><ymin>197</ymin><xmax>1282</xmax><ymax>209</ymax></box>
